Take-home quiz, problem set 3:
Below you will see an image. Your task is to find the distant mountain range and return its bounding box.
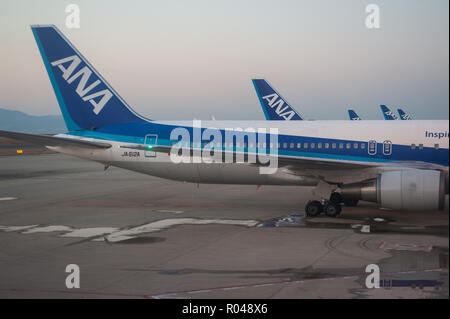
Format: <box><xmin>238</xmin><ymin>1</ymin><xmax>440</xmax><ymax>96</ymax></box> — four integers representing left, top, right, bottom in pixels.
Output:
<box><xmin>0</xmin><ymin>108</ymin><xmax>66</xmax><ymax>134</ymax></box>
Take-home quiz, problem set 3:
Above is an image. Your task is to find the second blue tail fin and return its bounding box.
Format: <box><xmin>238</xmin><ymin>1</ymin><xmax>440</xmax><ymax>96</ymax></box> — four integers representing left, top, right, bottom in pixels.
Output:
<box><xmin>31</xmin><ymin>25</ymin><xmax>146</xmax><ymax>131</ymax></box>
<box><xmin>252</xmin><ymin>79</ymin><xmax>303</xmax><ymax>121</ymax></box>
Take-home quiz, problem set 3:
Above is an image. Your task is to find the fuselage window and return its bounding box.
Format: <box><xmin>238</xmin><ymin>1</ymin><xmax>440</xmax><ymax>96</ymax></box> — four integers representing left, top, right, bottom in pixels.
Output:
<box><xmin>297</xmin><ymin>143</ymin><xmax>301</xmax><ymax>149</ymax></box>
<box><xmin>411</xmin><ymin>143</ymin><xmax>416</xmax><ymax>150</ymax></box>
<box><xmin>353</xmin><ymin>143</ymin><xmax>358</xmax><ymax>149</ymax></box>
<box><xmin>283</xmin><ymin>142</ymin><xmax>287</xmax><ymax>148</ymax></box>
<box><xmin>368</xmin><ymin>140</ymin><xmax>377</xmax><ymax>155</ymax></box>
<box><xmin>382</xmin><ymin>140</ymin><xmax>392</xmax><ymax>155</ymax></box>
<box><xmin>310</xmin><ymin>143</ymin><xmax>315</xmax><ymax>149</ymax></box>
<box><xmin>434</xmin><ymin>144</ymin><xmax>439</xmax><ymax>150</ymax></box>
<box><xmin>339</xmin><ymin>143</ymin><xmax>344</xmax><ymax>149</ymax></box>
<box><xmin>360</xmin><ymin>143</ymin><xmax>366</xmax><ymax>150</ymax></box>
<box><xmin>346</xmin><ymin>143</ymin><xmax>351</xmax><ymax>149</ymax></box>
<box><xmin>332</xmin><ymin>143</ymin><xmax>337</xmax><ymax>149</ymax></box>
<box><xmin>304</xmin><ymin>143</ymin><xmax>309</xmax><ymax>149</ymax></box>
<box><xmin>419</xmin><ymin>144</ymin><xmax>424</xmax><ymax>150</ymax></box>
<box><xmin>290</xmin><ymin>143</ymin><xmax>294</xmax><ymax>149</ymax></box>
<box><xmin>318</xmin><ymin>143</ymin><xmax>322</xmax><ymax>149</ymax></box>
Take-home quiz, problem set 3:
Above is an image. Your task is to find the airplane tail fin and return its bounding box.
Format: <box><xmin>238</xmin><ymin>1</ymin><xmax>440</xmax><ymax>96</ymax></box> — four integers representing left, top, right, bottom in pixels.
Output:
<box><xmin>251</xmin><ymin>79</ymin><xmax>303</xmax><ymax>121</ymax></box>
<box><xmin>380</xmin><ymin>105</ymin><xmax>398</xmax><ymax>120</ymax></box>
<box><xmin>348</xmin><ymin>109</ymin><xmax>362</xmax><ymax>120</ymax></box>
<box><xmin>31</xmin><ymin>25</ymin><xmax>146</xmax><ymax>131</ymax></box>
<box><xmin>398</xmin><ymin>108</ymin><xmax>412</xmax><ymax>120</ymax></box>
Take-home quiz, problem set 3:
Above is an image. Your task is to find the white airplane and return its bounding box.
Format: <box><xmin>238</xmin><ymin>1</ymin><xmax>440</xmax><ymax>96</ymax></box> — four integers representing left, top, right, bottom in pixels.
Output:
<box><xmin>1</xmin><ymin>25</ymin><xmax>448</xmax><ymax>217</ymax></box>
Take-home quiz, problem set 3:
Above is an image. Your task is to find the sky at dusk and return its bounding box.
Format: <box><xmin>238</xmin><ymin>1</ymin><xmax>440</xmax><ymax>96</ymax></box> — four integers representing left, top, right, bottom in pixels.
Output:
<box><xmin>0</xmin><ymin>0</ymin><xmax>448</xmax><ymax>120</ymax></box>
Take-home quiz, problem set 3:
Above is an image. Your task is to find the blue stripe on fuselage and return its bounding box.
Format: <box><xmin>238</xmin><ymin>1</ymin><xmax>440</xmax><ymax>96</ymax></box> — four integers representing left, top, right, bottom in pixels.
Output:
<box><xmin>67</xmin><ymin>121</ymin><xmax>449</xmax><ymax>167</ymax></box>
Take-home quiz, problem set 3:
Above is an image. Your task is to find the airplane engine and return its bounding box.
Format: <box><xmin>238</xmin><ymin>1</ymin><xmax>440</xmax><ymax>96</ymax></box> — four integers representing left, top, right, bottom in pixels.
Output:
<box><xmin>341</xmin><ymin>169</ymin><xmax>447</xmax><ymax>211</ymax></box>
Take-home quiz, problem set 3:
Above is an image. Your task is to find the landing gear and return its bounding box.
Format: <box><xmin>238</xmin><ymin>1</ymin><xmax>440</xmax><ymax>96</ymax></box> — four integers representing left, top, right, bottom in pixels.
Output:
<box><xmin>305</xmin><ymin>200</ymin><xmax>341</xmax><ymax>218</ymax></box>
<box><xmin>343</xmin><ymin>199</ymin><xmax>359</xmax><ymax>207</ymax></box>
<box><xmin>329</xmin><ymin>192</ymin><xmax>343</xmax><ymax>204</ymax></box>
<box><xmin>305</xmin><ymin>200</ymin><xmax>323</xmax><ymax>217</ymax></box>
<box><xmin>330</xmin><ymin>191</ymin><xmax>358</xmax><ymax>207</ymax></box>
<box><xmin>324</xmin><ymin>201</ymin><xmax>342</xmax><ymax>217</ymax></box>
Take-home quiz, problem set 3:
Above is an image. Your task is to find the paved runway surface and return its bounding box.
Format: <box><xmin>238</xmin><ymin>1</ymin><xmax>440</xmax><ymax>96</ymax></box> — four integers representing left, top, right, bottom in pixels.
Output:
<box><xmin>0</xmin><ymin>154</ymin><xmax>448</xmax><ymax>298</ymax></box>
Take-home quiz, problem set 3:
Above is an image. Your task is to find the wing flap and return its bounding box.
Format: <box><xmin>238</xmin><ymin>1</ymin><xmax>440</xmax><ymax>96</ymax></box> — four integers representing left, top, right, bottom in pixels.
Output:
<box><xmin>0</xmin><ymin>130</ymin><xmax>111</xmax><ymax>149</ymax></box>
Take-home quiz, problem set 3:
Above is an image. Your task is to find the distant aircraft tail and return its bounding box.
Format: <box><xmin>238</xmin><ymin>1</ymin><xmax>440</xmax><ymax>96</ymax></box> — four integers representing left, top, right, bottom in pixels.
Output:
<box><xmin>252</xmin><ymin>79</ymin><xmax>303</xmax><ymax>121</ymax></box>
<box><xmin>398</xmin><ymin>108</ymin><xmax>412</xmax><ymax>120</ymax></box>
<box><xmin>380</xmin><ymin>105</ymin><xmax>398</xmax><ymax>120</ymax></box>
<box><xmin>348</xmin><ymin>109</ymin><xmax>362</xmax><ymax>120</ymax></box>
<box><xmin>31</xmin><ymin>25</ymin><xmax>146</xmax><ymax>131</ymax></box>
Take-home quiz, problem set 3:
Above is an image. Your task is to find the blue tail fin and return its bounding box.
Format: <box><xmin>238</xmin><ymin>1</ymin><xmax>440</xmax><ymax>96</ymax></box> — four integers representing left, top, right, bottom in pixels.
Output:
<box><xmin>380</xmin><ymin>105</ymin><xmax>398</xmax><ymax>120</ymax></box>
<box><xmin>31</xmin><ymin>25</ymin><xmax>146</xmax><ymax>131</ymax></box>
<box><xmin>348</xmin><ymin>109</ymin><xmax>362</xmax><ymax>120</ymax></box>
<box><xmin>398</xmin><ymin>108</ymin><xmax>412</xmax><ymax>120</ymax></box>
<box><xmin>252</xmin><ymin>79</ymin><xmax>303</xmax><ymax>121</ymax></box>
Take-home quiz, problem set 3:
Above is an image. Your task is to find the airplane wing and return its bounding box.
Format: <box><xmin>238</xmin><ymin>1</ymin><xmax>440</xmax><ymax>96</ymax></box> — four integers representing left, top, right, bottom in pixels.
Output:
<box><xmin>0</xmin><ymin>130</ymin><xmax>112</xmax><ymax>149</ymax></box>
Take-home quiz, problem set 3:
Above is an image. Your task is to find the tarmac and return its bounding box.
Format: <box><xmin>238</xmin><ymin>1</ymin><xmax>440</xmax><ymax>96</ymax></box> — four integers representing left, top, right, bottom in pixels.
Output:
<box><xmin>0</xmin><ymin>153</ymin><xmax>448</xmax><ymax>298</ymax></box>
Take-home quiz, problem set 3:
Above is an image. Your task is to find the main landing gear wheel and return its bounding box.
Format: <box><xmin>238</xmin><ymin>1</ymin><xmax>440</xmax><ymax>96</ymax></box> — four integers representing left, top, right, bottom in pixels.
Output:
<box><xmin>324</xmin><ymin>201</ymin><xmax>342</xmax><ymax>217</ymax></box>
<box><xmin>305</xmin><ymin>200</ymin><xmax>323</xmax><ymax>217</ymax></box>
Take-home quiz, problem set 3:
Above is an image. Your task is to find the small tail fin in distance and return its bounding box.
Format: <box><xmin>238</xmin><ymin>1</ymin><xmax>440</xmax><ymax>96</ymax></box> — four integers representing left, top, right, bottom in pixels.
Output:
<box><xmin>380</xmin><ymin>105</ymin><xmax>398</xmax><ymax>120</ymax></box>
<box><xmin>398</xmin><ymin>108</ymin><xmax>412</xmax><ymax>120</ymax></box>
<box><xmin>348</xmin><ymin>109</ymin><xmax>362</xmax><ymax>120</ymax></box>
<box><xmin>31</xmin><ymin>25</ymin><xmax>146</xmax><ymax>131</ymax></box>
<box><xmin>252</xmin><ymin>79</ymin><xmax>303</xmax><ymax>121</ymax></box>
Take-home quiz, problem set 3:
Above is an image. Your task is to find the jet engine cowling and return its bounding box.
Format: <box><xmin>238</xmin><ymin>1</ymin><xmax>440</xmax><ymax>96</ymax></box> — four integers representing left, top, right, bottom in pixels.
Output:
<box><xmin>341</xmin><ymin>169</ymin><xmax>446</xmax><ymax>211</ymax></box>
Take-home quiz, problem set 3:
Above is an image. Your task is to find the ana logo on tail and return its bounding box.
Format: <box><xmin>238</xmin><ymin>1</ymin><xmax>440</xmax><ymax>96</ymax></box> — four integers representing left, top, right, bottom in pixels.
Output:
<box><xmin>262</xmin><ymin>93</ymin><xmax>296</xmax><ymax>120</ymax></box>
<box><xmin>51</xmin><ymin>55</ymin><xmax>112</xmax><ymax>115</ymax></box>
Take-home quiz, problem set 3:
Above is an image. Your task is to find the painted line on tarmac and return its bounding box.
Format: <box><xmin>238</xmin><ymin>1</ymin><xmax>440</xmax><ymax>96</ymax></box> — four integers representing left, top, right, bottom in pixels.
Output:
<box><xmin>0</xmin><ymin>197</ymin><xmax>18</xmax><ymax>201</ymax></box>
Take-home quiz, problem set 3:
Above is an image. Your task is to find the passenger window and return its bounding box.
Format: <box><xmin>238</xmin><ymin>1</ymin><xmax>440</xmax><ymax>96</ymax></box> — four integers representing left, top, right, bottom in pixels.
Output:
<box><xmin>332</xmin><ymin>143</ymin><xmax>336</xmax><ymax>149</ymax></box>
<box><xmin>339</xmin><ymin>143</ymin><xmax>344</xmax><ymax>149</ymax></box>
<box><xmin>304</xmin><ymin>143</ymin><xmax>309</xmax><ymax>149</ymax></box>
<box><xmin>318</xmin><ymin>143</ymin><xmax>322</xmax><ymax>149</ymax></box>
<box><xmin>283</xmin><ymin>142</ymin><xmax>287</xmax><ymax>148</ymax></box>
<box><xmin>360</xmin><ymin>143</ymin><xmax>365</xmax><ymax>150</ymax></box>
<box><xmin>411</xmin><ymin>143</ymin><xmax>416</xmax><ymax>150</ymax></box>
<box><xmin>419</xmin><ymin>144</ymin><xmax>423</xmax><ymax>150</ymax></box>
<box><xmin>435</xmin><ymin>144</ymin><xmax>439</xmax><ymax>150</ymax></box>
<box><xmin>346</xmin><ymin>143</ymin><xmax>351</xmax><ymax>149</ymax></box>
<box><xmin>310</xmin><ymin>143</ymin><xmax>315</xmax><ymax>149</ymax></box>
<box><xmin>290</xmin><ymin>143</ymin><xmax>294</xmax><ymax>149</ymax></box>
<box><xmin>353</xmin><ymin>143</ymin><xmax>358</xmax><ymax>149</ymax></box>
<box><xmin>325</xmin><ymin>143</ymin><xmax>329</xmax><ymax>149</ymax></box>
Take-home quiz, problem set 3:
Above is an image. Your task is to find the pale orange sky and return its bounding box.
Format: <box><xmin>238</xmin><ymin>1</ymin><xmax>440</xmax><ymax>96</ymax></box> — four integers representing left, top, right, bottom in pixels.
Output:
<box><xmin>0</xmin><ymin>0</ymin><xmax>448</xmax><ymax>120</ymax></box>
